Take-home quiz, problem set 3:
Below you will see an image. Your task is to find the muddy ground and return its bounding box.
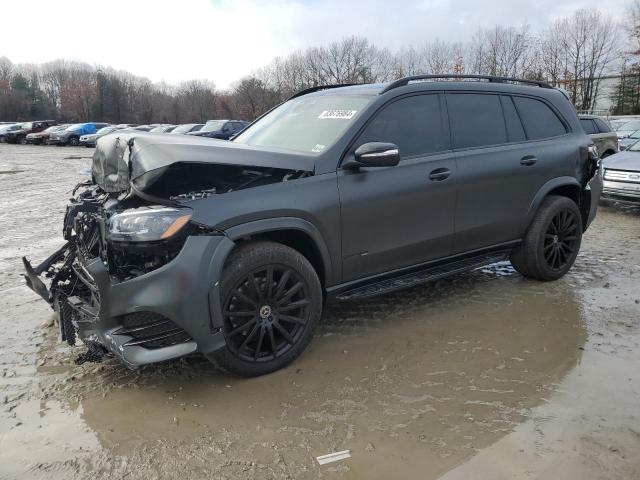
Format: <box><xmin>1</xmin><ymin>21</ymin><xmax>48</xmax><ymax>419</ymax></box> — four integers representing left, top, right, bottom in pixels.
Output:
<box><xmin>0</xmin><ymin>143</ymin><xmax>639</xmax><ymax>480</ymax></box>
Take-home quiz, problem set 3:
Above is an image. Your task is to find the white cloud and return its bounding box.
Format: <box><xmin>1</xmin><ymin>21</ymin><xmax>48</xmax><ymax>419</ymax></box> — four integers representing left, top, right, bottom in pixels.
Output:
<box><xmin>0</xmin><ymin>0</ymin><xmax>627</xmax><ymax>88</ymax></box>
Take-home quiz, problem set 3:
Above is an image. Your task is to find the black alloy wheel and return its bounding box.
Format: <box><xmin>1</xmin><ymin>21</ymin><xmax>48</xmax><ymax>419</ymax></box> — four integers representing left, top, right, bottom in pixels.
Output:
<box><xmin>223</xmin><ymin>265</ymin><xmax>310</xmax><ymax>362</ymax></box>
<box><xmin>543</xmin><ymin>208</ymin><xmax>580</xmax><ymax>270</ymax></box>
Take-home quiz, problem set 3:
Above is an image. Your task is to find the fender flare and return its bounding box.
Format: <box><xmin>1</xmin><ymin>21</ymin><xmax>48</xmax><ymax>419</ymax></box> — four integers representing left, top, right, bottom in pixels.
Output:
<box><xmin>525</xmin><ymin>176</ymin><xmax>582</xmax><ymax>226</ymax></box>
<box><xmin>206</xmin><ymin>217</ymin><xmax>334</xmax><ymax>332</ymax></box>
<box><xmin>223</xmin><ymin>217</ymin><xmax>334</xmax><ymax>285</ymax></box>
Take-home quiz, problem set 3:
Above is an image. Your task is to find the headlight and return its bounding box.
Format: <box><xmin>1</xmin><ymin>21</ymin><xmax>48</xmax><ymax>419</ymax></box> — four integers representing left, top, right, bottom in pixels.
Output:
<box><xmin>107</xmin><ymin>207</ymin><xmax>192</xmax><ymax>242</ymax></box>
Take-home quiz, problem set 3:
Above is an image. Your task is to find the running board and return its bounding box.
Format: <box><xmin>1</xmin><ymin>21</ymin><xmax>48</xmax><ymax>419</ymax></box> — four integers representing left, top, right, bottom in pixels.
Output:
<box><xmin>333</xmin><ymin>250</ymin><xmax>511</xmax><ymax>301</ymax></box>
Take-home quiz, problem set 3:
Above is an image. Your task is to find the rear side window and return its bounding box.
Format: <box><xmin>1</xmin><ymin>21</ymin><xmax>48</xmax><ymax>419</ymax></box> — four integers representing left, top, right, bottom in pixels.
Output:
<box><xmin>580</xmin><ymin>118</ymin><xmax>598</xmax><ymax>135</ymax></box>
<box><xmin>357</xmin><ymin>94</ymin><xmax>448</xmax><ymax>158</ymax></box>
<box><xmin>500</xmin><ymin>96</ymin><xmax>526</xmax><ymax>142</ymax></box>
<box><xmin>594</xmin><ymin>118</ymin><xmax>611</xmax><ymax>133</ymax></box>
<box><xmin>447</xmin><ymin>93</ymin><xmax>507</xmax><ymax>149</ymax></box>
<box><xmin>514</xmin><ymin>97</ymin><xmax>567</xmax><ymax>139</ymax></box>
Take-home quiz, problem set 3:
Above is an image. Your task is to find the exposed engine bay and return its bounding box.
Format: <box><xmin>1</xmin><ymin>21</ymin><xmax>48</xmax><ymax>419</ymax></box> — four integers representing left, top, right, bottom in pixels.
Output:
<box><xmin>22</xmin><ymin>132</ymin><xmax>314</xmax><ymax>363</ymax></box>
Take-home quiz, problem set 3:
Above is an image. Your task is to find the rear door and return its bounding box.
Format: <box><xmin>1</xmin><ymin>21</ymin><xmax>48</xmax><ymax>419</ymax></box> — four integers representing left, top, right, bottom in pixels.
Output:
<box><xmin>449</xmin><ymin>92</ymin><xmax>570</xmax><ymax>253</ymax></box>
<box><xmin>338</xmin><ymin>93</ymin><xmax>457</xmax><ymax>281</ymax></box>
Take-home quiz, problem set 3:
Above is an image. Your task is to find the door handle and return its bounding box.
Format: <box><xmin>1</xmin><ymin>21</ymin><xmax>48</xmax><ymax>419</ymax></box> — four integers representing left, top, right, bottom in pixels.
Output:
<box><xmin>429</xmin><ymin>168</ymin><xmax>451</xmax><ymax>181</ymax></box>
<box><xmin>520</xmin><ymin>155</ymin><xmax>537</xmax><ymax>166</ymax></box>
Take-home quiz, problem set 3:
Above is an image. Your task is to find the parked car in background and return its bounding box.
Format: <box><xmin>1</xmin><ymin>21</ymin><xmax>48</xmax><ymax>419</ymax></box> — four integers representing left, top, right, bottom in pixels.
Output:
<box><xmin>602</xmin><ymin>144</ymin><xmax>640</xmax><ymax>204</ymax></box>
<box><xmin>48</xmin><ymin>123</ymin><xmax>109</xmax><ymax>146</ymax></box>
<box><xmin>618</xmin><ymin>130</ymin><xmax>640</xmax><ymax>150</ymax></box>
<box><xmin>149</xmin><ymin>124</ymin><xmax>176</xmax><ymax>133</ymax></box>
<box><xmin>129</xmin><ymin>125</ymin><xmax>154</xmax><ymax>132</ymax></box>
<box><xmin>579</xmin><ymin>115</ymin><xmax>618</xmax><ymax>158</ymax></box>
<box><xmin>614</xmin><ymin>119</ymin><xmax>640</xmax><ymax>140</ymax></box>
<box><xmin>0</xmin><ymin>123</ymin><xmax>23</xmax><ymax>143</ymax></box>
<box><xmin>186</xmin><ymin>119</ymin><xmax>249</xmax><ymax>139</ymax></box>
<box><xmin>79</xmin><ymin>125</ymin><xmax>126</xmax><ymax>147</ymax></box>
<box><xmin>170</xmin><ymin>123</ymin><xmax>204</xmax><ymax>135</ymax></box>
<box><xmin>609</xmin><ymin>118</ymin><xmax>631</xmax><ymax>131</ymax></box>
<box><xmin>3</xmin><ymin>120</ymin><xmax>57</xmax><ymax>144</ymax></box>
<box><xmin>26</xmin><ymin>125</ymin><xmax>69</xmax><ymax>145</ymax></box>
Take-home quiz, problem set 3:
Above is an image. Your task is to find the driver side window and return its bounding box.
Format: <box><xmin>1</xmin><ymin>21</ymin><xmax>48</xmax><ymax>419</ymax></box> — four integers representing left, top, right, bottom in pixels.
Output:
<box><xmin>356</xmin><ymin>94</ymin><xmax>448</xmax><ymax>159</ymax></box>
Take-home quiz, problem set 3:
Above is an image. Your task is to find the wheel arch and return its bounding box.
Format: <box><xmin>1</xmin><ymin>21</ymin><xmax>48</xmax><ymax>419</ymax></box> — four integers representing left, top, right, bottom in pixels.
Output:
<box><xmin>527</xmin><ymin>177</ymin><xmax>589</xmax><ymax>231</ymax></box>
<box><xmin>223</xmin><ymin>217</ymin><xmax>334</xmax><ymax>288</ymax></box>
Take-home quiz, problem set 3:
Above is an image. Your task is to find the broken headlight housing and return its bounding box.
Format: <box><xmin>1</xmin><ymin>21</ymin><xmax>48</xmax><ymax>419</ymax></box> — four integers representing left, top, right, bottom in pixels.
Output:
<box><xmin>107</xmin><ymin>207</ymin><xmax>192</xmax><ymax>242</ymax></box>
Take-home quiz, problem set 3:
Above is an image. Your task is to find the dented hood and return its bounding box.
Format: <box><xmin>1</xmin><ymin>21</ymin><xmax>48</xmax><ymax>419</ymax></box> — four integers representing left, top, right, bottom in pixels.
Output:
<box><xmin>92</xmin><ymin>132</ymin><xmax>315</xmax><ymax>193</ymax></box>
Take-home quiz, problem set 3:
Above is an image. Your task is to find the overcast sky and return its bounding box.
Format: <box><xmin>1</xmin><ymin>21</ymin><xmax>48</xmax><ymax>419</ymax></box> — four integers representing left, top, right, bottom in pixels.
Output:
<box><xmin>0</xmin><ymin>0</ymin><xmax>627</xmax><ymax>88</ymax></box>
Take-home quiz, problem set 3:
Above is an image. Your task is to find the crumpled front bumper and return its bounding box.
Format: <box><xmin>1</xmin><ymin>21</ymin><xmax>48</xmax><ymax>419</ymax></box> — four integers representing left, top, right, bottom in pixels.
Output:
<box><xmin>23</xmin><ymin>235</ymin><xmax>235</xmax><ymax>367</ymax></box>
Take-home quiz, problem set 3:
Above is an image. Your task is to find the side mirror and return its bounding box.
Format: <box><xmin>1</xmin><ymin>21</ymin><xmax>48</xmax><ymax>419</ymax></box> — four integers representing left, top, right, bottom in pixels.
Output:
<box><xmin>343</xmin><ymin>142</ymin><xmax>400</xmax><ymax>169</ymax></box>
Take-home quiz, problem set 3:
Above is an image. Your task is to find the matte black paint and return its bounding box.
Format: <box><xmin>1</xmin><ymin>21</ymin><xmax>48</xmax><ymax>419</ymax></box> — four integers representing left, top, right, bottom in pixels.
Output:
<box><xmin>24</xmin><ymin>78</ymin><xmax>602</xmax><ymax>368</ymax></box>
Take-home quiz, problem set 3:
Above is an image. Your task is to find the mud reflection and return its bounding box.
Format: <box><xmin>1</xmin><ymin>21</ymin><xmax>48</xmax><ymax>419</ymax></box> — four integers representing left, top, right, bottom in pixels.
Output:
<box><xmin>68</xmin><ymin>264</ymin><xmax>586</xmax><ymax>479</ymax></box>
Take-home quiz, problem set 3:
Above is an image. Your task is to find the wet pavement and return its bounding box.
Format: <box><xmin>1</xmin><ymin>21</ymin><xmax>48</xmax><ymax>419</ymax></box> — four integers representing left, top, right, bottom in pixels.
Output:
<box><xmin>0</xmin><ymin>143</ymin><xmax>639</xmax><ymax>479</ymax></box>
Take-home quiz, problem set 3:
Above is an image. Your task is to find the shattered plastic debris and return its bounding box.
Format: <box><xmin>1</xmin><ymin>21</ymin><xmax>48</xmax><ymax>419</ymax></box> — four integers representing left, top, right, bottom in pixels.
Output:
<box><xmin>316</xmin><ymin>450</ymin><xmax>351</xmax><ymax>465</ymax></box>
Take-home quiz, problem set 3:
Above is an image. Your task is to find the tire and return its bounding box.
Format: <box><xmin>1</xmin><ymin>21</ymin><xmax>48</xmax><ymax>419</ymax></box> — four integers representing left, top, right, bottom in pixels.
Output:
<box><xmin>18</xmin><ymin>136</ymin><xmax>27</xmax><ymax>145</ymax></box>
<box><xmin>209</xmin><ymin>241</ymin><xmax>323</xmax><ymax>377</ymax></box>
<box><xmin>510</xmin><ymin>195</ymin><xmax>582</xmax><ymax>281</ymax></box>
<box><xmin>68</xmin><ymin>136</ymin><xmax>79</xmax><ymax>147</ymax></box>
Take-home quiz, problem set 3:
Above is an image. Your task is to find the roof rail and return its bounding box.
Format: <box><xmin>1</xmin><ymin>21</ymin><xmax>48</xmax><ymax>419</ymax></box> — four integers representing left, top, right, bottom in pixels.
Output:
<box><xmin>380</xmin><ymin>74</ymin><xmax>553</xmax><ymax>94</ymax></box>
<box><xmin>287</xmin><ymin>83</ymin><xmax>360</xmax><ymax>100</ymax></box>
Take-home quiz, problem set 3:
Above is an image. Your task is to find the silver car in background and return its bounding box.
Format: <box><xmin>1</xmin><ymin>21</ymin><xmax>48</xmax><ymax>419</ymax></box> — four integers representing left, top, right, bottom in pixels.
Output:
<box><xmin>602</xmin><ymin>142</ymin><xmax>640</xmax><ymax>204</ymax></box>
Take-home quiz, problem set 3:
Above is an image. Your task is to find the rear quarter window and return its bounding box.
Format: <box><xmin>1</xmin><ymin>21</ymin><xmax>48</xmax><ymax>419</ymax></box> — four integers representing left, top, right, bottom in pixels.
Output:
<box><xmin>514</xmin><ymin>96</ymin><xmax>567</xmax><ymax>140</ymax></box>
<box><xmin>580</xmin><ymin>119</ymin><xmax>598</xmax><ymax>135</ymax></box>
<box><xmin>594</xmin><ymin>118</ymin><xmax>612</xmax><ymax>133</ymax></box>
<box><xmin>447</xmin><ymin>93</ymin><xmax>507</xmax><ymax>149</ymax></box>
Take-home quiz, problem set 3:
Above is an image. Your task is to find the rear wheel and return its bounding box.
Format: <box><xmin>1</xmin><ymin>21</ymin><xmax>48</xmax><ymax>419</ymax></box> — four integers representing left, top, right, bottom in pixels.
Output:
<box><xmin>209</xmin><ymin>241</ymin><xmax>323</xmax><ymax>377</ymax></box>
<box><xmin>510</xmin><ymin>195</ymin><xmax>582</xmax><ymax>281</ymax></box>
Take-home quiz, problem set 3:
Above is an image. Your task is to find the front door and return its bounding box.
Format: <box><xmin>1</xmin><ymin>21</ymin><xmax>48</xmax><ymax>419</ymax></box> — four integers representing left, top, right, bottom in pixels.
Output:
<box><xmin>338</xmin><ymin>93</ymin><xmax>457</xmax><ymax>282</ymax></box>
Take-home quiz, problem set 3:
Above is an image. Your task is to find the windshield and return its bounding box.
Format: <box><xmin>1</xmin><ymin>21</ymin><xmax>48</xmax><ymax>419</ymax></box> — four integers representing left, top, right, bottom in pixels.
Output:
<box><xmin>97</xmin><ymin>127</ymin><xmax>115</xmax><ymax>135</ymax></box>
<box><xmin>628</xmin><ymin>139</ymin><xmax>640</xmax><ymax>151</ymax></box>
<box><xmin>150</xmin><ymin>125</ymin><xmax>173</xmax><ymax>133</ymax></box>
<box><xmin>43</xmin><ymin>126</ymin><xmax>59</xmax><ymax>133</ymax></box>
<box><xmin>66</xmin><ymin>124</ymin><xmax>83</xmax><ymax>131</ymax></box>
<box><xmin>21</xmin><ymin>122</ymin><xmax>33</xmax><ymax>130</ymax></box>
<box><xmin>618</xmin><ymin>120</ymin><xmax>640</xmax><ymax>132</ymax></box>
<box><xmin>629</xmin><ymin>129</ymin><xmax>640</xmax><ymax>139</ymax></box>
<box><xmin>170</xmin><ymin>124</ymin><xmax>197</xmax><ymax>134</ymax></box>
<box><xmin>200</xmin><ymin>121</ymin><xmax>226</xmax><ymax>132</ymax></box>
<box><xmin>234</xmin><ymin>94</ymin><xmax>373</xmax><ymax>154</ymax></box>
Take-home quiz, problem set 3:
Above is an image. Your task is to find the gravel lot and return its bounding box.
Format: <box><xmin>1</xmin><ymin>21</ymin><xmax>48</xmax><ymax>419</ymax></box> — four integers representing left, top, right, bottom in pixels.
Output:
<box><xmin>0</xmin><ymin>143</ymin><xmax>639</xmax><ymax>480</ymax></box>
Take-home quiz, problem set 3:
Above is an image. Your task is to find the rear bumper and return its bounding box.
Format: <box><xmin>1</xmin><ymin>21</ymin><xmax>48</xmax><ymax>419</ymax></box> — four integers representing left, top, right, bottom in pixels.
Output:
<box><xmin>24</xmin><ymin>235</ymin><xmax>234</xmax><ymax>367</ymax></box>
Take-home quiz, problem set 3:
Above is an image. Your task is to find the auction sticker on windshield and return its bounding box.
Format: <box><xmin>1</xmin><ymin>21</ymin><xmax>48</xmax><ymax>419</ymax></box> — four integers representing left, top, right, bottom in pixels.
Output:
<box><xmin>318</xmin><ymin>110</ymin><xmax>357</xmax><ymax>119</ymax></box>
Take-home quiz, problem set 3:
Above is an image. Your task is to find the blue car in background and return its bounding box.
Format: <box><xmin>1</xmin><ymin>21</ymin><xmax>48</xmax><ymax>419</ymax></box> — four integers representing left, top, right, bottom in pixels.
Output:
<box><xmin>48</xmin><ymin>122</ymin><xmax>109</xmax><ymax>146</ymax></box>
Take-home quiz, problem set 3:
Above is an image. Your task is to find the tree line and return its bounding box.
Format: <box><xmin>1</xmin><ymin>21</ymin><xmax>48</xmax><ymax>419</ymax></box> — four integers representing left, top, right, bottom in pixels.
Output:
<box><xmin>0</xmin><ymin>7</ymin><xmax>634</xmax><ymax>123</ymax></box>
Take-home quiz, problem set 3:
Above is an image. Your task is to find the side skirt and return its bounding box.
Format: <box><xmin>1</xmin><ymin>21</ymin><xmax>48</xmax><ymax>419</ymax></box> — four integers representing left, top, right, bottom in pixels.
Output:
<box><xmin>327</xmin><ymin>242</ymin><xmax>519</xmax><ymax>302</ymax></box>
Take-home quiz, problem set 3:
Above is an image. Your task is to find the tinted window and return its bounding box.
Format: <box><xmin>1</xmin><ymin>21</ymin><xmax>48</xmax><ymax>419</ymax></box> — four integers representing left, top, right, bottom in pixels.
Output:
<box><xmin>500</xmin><ymin>96</ymin><xmax>526</xmax><ymax>142</ymax></box>
<box><xmin>357</xmin><ymin>94</ymin><xmax>447</xmax><ymax>158</ymax></box>
<box><xmin>447</xmin><ymin>93</ymin><xmax>507</xmax><ymax>148</ymax></box>
<box><xmin>580</xmin><ymin>118</ymin><xmax>598</xmax><ymax>135</ymax></box>
<box><xmin>514</xmin><ymin>96</ymin><xmax>567</xmax><ymax>139</ymax></box>
<box><xmin>594</xmin><ymin>118</ymin><xmax>611</xmax><ymax>133</ymax></box>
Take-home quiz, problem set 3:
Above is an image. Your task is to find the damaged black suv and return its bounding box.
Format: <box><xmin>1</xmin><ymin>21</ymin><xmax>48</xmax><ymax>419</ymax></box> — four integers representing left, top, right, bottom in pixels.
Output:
<box><xmin>23</xmin><ymin>75</ymin><xmax>602</xmax><ymax>377</ymax></box>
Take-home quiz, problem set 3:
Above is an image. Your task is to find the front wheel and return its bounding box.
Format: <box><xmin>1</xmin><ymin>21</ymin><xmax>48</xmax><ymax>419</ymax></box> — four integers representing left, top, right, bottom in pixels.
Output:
<box><xmin>510</xmin><ymin>195</ymin><xmax>583</xmax><ymax>281</ymax></box>
<box><xmin>68</xmin><ymin>136</ymin><xmax>79</xmax><ymax>147</ymax></box>
<box><xmin>209</xmin><ymin>241</ymin><xmax>323</xmax><ymax>377</ymax></box>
